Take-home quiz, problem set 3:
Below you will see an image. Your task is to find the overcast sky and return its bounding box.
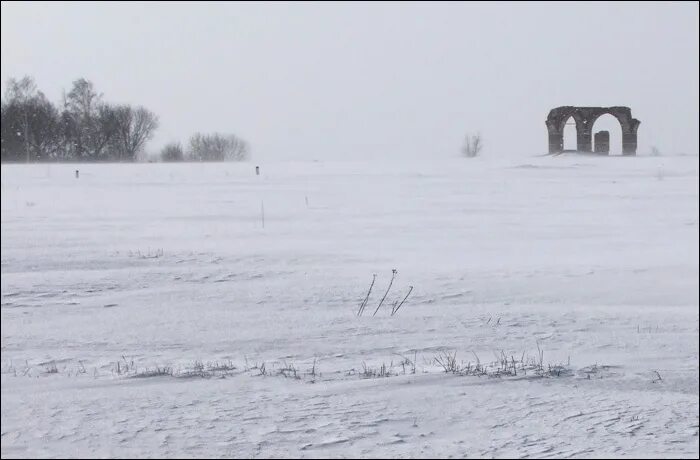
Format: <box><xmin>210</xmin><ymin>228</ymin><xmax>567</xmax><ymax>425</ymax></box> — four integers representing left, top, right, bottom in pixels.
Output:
<box><xmin>1</xmin><ymin>1</ymin><xmax>698</xmax><ymax>160</ymax></box>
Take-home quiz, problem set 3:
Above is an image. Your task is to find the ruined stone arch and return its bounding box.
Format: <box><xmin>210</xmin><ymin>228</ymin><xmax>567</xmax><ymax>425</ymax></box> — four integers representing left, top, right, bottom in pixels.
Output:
<box><xmin>545</xmin><ymin>106</ymin><xmax>640</xmax><ymax>155</ymax></box>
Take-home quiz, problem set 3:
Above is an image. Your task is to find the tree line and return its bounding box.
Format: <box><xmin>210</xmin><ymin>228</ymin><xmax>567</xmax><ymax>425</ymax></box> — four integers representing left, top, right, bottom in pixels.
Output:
<box><xmin>160</xmin><ymin>133</ymin><xmax>249</xmax><ymax>163</ymax></box>
<box><xmin>1</xmin><ymin>76</ymin><xmax>250</xmax><ymax>163</ymax></box>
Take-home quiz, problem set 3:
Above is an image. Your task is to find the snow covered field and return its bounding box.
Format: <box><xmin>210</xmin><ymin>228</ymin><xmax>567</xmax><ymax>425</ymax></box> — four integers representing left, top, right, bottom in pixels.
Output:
<box><xmin>1</xmin><ymin>155</ymin><xmax>698</xmax><ymax>458</ymax></box>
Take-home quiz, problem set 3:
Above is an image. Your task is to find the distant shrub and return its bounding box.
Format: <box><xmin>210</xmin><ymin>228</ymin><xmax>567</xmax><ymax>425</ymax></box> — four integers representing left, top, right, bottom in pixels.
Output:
<box><xmin>462</xmin><ymin>132</ymin><xmax>483</xmax><ymax>157</ymax></box>
<box><xmin>187</xmin><ymin>132</ymin><xmax>250</xmax><ymax>162</ymax></box>
<box><xmin>160</xmin><ymin>142</ymin><xmax>184</xmax><ymax>162</ymax></box>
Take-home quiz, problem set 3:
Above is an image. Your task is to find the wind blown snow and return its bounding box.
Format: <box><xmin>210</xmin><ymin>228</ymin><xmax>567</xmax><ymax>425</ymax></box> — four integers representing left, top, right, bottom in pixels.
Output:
<box><xmin>1</xmin><ymin>156</ymin><xmax>698</xmax><ymax>458</ymax></box>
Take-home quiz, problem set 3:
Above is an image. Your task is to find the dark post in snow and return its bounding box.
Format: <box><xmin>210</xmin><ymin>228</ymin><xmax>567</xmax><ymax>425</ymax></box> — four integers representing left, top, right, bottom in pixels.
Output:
<box><xmin>75</xmin><ymin>170</ymin><xmax>79</xmax><ymax>179</ymax></box>
<box><xmin>255</xmin><ymin>166</ymin><xmax>260</xmax><ymax>175</ymax></box>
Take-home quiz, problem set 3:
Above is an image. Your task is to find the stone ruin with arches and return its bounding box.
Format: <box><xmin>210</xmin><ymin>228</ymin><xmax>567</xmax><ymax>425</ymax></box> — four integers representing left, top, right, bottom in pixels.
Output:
<box><xmin>546</xmin><ymin>106</ymin><xmax>640</xmax><ymax>155</ymax></box>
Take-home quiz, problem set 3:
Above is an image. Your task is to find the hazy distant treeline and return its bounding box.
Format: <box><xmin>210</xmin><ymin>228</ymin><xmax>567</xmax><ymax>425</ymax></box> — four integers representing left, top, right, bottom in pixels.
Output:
<box><xmin>1</xmin><ymin>76</ymin><xmax>250</xmax><ymax>163</ymax></box>
<box><xmin>160</xmin><ymin>133</ymin><xmax>249</xmax><ymax>163</ymax></box>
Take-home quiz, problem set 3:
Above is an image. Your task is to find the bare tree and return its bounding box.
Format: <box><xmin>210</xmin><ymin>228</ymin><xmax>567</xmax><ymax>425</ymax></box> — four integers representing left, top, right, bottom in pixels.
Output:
<box><xmin>4</xmin><ymin>76</ymin><xmax>37</xmax><ymax>162</ymax></box>
<box><xmin>187</xmin><ymin>133</ymin><xmax>250</xmax><ymax>162</ymax></box>
<box><xmin>24</xmin><ymin>93</ymin><xmax>61</xmax><ymax>161</ymax></box>
<box><xmin>112</xmin><ymin>105</ymin><xmax>159</xmax><ymax>161</ymax></box>
<box><xmin>4</xmin><ymin>76</ymin><xmax>37</xmax><ymax>102</ymax></box>
<box><xmin>63</xmin><ymin>78</ymin><xmax>110</xmax><ymax>160</ymax></box>
<box><xmin>1</xmin><ymin>77</ymin><xmax>65</xmax><ymax>162</ymax></box>
<box><xmin>226</xmin><ymin>134</ymin><xmax>250</xmax><ymax>161</ymax></box>
<box><xmin>160</xmin><ymin>142</ymin><xmax>184</xmax><ymax>162</ymax></box>
<box><xmin>64</xmin><ymin>78</ymin><xmax>101</xmax><ymax>117</ymax></box>
<box><xmin>462</xmin><ymin>132</ymin><xmax>483</xmax><ymax>158</ymax></box>
<box><xmin>91</xmin><ymin>104</ymin><xmax>120</xmax><ymax>160</ymax></box>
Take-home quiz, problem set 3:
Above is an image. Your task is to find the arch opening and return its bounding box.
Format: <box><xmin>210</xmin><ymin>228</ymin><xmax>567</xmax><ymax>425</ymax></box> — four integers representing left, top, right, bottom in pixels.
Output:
<box><xmin>563</xmin><ymin>116</ymin><xmax>577</xmax><ymax>151</ymax></box>
<box><xmin>591</xmin><ymin>113</ymin><xmax>623</xmax><ymax>156</ymax></box>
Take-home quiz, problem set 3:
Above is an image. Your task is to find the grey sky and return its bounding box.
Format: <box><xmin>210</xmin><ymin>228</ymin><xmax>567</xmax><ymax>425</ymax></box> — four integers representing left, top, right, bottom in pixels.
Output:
<box><xmin>1</xmin><ymin>1</ymin><xmax>698</xmax><ymax>160</ymax></box>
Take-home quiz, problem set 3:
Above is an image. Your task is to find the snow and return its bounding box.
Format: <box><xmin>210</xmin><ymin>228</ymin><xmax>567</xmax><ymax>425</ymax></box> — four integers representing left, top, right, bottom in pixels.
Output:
<box><xmin>1</xmin><ymin>155</ymin><xmax>698</xmax><ymax>458</ymax></box>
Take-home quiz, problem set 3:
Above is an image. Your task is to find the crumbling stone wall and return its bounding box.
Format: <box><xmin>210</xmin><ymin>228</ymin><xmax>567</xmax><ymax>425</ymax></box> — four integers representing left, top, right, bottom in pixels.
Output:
<box><xmin>545</xmin><ymin>106</ymin><xmax>640</xmax><ymax>155</ymax></box>
<box><xmin>594</xmin><ymin>131</ymin><xmax>610</xmax><ymax>154</ymax></box>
